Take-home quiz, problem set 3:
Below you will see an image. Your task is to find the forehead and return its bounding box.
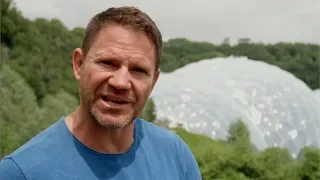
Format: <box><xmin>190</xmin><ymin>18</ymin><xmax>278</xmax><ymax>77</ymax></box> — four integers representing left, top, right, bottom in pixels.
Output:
<box><xmin>87</xmin><ymin>25</ymin><xmax>156</xmax><ymax>64</ymax></box>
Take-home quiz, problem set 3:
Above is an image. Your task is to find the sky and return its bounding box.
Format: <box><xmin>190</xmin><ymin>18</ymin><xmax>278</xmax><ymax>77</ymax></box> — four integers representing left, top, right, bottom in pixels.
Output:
<box><xmin>13</xmin><ymin>0</ymin><xmax>320</xmax><ymax>45</ymax></box>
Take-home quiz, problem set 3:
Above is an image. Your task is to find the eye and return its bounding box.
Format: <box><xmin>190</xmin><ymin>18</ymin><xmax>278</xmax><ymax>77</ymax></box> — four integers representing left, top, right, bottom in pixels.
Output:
<box><xmin>100</xmin><ymin>60</ymin><xmax>113</xmax><ymax>66</ymax></box>
<box><xmin>134</xmin><ymin>68</ymin><xmax>145</xmax><ymax>73</ymax></box>
<box><xmin>102</xmin><ymin>61</ymin><xmax>111</xmax><ymax>65</ymax></box>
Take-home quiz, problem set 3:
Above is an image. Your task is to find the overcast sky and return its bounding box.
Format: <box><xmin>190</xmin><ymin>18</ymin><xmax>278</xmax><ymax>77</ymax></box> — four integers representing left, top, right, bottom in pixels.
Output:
<box><xmin>13</xmin><ymin>0</ymin><xmax>320</xmax><ymax>45</ymax></box>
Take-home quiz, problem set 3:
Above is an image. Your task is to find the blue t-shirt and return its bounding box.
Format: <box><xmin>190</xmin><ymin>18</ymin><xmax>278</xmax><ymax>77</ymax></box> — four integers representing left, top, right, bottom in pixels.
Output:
<box><xmin>0</xmin><ymin>117</ymin><xmax>201</xmax><ymax>180</ymax></box>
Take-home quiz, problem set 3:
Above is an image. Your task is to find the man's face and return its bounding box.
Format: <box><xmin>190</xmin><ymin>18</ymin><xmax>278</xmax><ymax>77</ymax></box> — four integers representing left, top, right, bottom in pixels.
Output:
<box><xmin>72</xmin><ymin>24</ymin><xmax>160</xmax><ymax>129</ymax></box>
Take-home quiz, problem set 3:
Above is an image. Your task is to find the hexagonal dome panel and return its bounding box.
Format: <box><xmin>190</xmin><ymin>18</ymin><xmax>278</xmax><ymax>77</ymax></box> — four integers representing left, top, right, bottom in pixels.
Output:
<box><xmin>151</xmin><ymin>56</ymin><xmax>320</xmax><ymax>157</ymax></box>
<box><xmin>314</xmin><ymin>89</ymin><xmax>320</xmax><ymax>104</ymax></box>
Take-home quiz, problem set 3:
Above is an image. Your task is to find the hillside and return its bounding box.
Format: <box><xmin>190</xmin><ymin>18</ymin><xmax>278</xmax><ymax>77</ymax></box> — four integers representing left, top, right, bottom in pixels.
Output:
<box><xmin>2</xmin><ymin>0</ymin><xmax>319</xmax><ymax>103</ymax></box>
<box><xmin>1</xmin><ymin>0</ymin><xmax>320</xmax><ymax>179</ymax></box>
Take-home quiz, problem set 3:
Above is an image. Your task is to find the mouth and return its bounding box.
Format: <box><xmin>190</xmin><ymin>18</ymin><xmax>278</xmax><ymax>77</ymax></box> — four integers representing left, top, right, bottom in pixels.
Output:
<box><xmin>100</xmin><ymin>96</ymin><xmax>130</xmax><ymax>106</ymax></box>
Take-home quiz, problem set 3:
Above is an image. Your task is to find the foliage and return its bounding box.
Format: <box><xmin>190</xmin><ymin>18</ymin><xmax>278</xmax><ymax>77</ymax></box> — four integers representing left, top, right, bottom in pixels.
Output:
<box><xmin>177</xmin><ymin>122</ymin><xmax>320</xmax><ymax>180</ymax></box>
<box><xmin>139</xmin><ymin>98</ymin><xmax>157</xmax><ymax>122</ymax></box>
<box><xmin>1</xmin><ymin>0</ymin><xmax>319</xmax><ymax>105</ymax></box>
<box><xmin>0</xmin><ymin>64</ymin><xmax>40</xmax><ymax>157</ymax></box>
<box><xmin>162</xmin><ymin>39</ymin><xmax>319</xmax><ymax>89</ymax></box>
<box><xmin>1</xmin><ymin>1</ymin><xmax>320</xmax><ymax>178</ymax></box>
<box><xmin>39</xmin><ymin>89</ymin><xmax>78</xmax><ymax>128</ymax></box>
<box><xmin>227</xmin><ymin>120</ymin><xmax>252</xmax><ymax>152</ymax></box>
<box><xmin>297</xmin><ymin>146</ymin><xmax>320</xmax><ymax>180</ymax></box>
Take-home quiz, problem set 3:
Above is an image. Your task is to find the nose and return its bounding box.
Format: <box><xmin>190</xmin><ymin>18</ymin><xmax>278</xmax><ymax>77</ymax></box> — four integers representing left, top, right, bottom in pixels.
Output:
<box><xmin>108</xmin><ymin>67</ymin><xmax>131</xmax><ymax>90</ymax></box>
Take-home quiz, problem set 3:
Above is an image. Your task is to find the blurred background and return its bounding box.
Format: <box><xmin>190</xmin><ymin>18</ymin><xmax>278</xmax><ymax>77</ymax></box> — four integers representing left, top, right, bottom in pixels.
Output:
<box><xmin>1</xmin><ymin>0</ymin><xmax>320</xmax><ymax>179</ymax></box>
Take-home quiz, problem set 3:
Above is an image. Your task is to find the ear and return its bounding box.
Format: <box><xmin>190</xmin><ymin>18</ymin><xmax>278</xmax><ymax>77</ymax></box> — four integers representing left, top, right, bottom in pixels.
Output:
<box><xmin>72</xmin><ymin>48</ymin><xmax>84</xmax><ymax>80</ymax></box>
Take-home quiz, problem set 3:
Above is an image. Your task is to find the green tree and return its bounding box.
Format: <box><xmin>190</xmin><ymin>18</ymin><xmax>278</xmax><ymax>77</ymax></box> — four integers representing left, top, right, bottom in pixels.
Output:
<box><xmin>256</xmin><ymin>147</ymin><xmax>299</xmax><ymax>180</ymax></box>
<box><xmin>139</xmin><ymin>98</ymin><xmax>156</xmax><ymax>122</ymax></box>
<box><xmin>297</xmin><ymin>146</ymin><xmax>320</xmax><ymax>180</ymax></box>
<box><xmin>1</xmin><ymin>0</ymin><xmax>27</xmax><ymax>47</ymax></box>
<box><xmin>0</xmin><ymin>64</ymin><xmax>40</xmax><ymax>157</ymax></box>
<box><xmin>1</xmin><ymin>3</ymin><xmax>320</xmax><ymax>178</ymax></box>
<box><xmin>39</xmin><ymin>89</ymin><xmax>78</xmax><ymax>129</ymax></box>
<box><xmin>227</xmin><ymin>120</ymin><xmax>253</xmax><ymax>152</ymax></box>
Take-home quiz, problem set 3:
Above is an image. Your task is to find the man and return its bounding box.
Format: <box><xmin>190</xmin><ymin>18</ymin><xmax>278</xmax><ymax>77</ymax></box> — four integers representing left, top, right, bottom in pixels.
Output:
<box><xmin>0</xmin><ymin>6</ymin><xmax>201</xmax><ymax>180</ymax></box>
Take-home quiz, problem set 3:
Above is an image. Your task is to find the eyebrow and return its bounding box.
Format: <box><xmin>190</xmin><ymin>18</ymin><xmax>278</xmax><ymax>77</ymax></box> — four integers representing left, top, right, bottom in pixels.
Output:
<box><xmin>133</xmin><ymin>59</ymin><xmax>151</xmax><ymax>69</ymax></box>
<box><xmin>91</xmin><ymin>51</ymin><xmax>152</xmax><ymax>70</ymax></box>
<box><xmin>90</xmin><ymin>51</ymin><xmax>113</xmax><ymax>62</ymax></box>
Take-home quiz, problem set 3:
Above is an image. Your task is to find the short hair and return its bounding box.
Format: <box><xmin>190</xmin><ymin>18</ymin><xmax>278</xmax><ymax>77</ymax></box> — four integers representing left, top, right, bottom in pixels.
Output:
<box><xmin>82</xmin><ymin>6</ymin><xmax>163</xmax><ymax>69</ymax></box>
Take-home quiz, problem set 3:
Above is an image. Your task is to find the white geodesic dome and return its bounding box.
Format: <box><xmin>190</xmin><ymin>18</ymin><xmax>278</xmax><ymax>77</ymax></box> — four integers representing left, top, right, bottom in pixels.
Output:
<box><xmin>151</xmin><ymin>56</ymin><xmax>320</xmax><ymax>157</ymax></box>
<box><xmin>314</xmin><ymin>89</ymin><xmax>320</xmax><ymax>104</ymax></box>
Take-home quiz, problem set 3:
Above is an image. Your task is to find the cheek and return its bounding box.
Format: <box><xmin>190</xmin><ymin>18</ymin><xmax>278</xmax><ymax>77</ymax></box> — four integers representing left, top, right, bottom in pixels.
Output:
<box><xmin>134</xmin><ymin>80</ymin><xmax>153</xmax><ymax>100</ymax></box>
<box><xmin>85</xmin><ymin>67</ymin><xmax>109</xmax><ymax>87</ymax></box>
<box><xmin>80</xmin><ymin>68</ymin><xmax>106</xmax><ymax>99</ymax></box>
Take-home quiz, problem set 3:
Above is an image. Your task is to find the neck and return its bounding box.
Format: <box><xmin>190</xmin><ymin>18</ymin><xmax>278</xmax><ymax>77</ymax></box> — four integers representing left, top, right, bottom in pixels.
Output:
<box><xmin>65</xmin><ymin>106</ymin><xmax>135</xmax><ymax>154</ymax></box>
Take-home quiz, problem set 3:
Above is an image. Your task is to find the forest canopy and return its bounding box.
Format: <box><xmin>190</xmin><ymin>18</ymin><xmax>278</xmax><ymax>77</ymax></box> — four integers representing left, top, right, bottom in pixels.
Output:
<box><xmin>1</xmin><ymin>0</ymin><xmax>320</xmax><ymax>179</ymax></box>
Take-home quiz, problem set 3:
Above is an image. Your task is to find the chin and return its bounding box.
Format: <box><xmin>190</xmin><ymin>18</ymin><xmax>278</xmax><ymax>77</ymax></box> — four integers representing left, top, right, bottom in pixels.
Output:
<box><xmin>86</xmin><ymin>99</ymin><xmax>140</xmax><ymax>129</ymax></box>
<box><xmin>92</xmin><ymin>110</ymin><xmax>135</xmax><ymax>129</ymax></box>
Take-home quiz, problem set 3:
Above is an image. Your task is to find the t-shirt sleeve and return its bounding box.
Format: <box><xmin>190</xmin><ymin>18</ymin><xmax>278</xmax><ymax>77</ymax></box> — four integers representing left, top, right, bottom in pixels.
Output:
<box><xmin>0</xmin><ymin>158</ymin><xmax>27</xmax><ymax>180</ymax></box>
<box><xmin>178</xmin><ymin>139</ymin><xmax>202</xmax><ymax>180</ymax></box>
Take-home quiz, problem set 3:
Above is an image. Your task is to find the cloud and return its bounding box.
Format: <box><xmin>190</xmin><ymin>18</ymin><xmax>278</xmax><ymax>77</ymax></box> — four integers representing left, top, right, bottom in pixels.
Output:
<box><xmin>13</xmin><ymin>0</ymin><xmax>320</xmax><ymax>44</ymax></box>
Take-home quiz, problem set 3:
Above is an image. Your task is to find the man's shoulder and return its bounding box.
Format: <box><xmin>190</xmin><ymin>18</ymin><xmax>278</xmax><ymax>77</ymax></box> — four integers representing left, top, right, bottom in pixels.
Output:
<box><xmin>137</xmin><ymin>118</ymin><xmax>202</xmax><ymax>179</ymax></box>
<box><xmin>0</xmin><ymin>157</ymin><xmax>26</xmax><ymax>179</ymax></box>
<box><xmin>137</xmin><ymin>118</ymin><xmax>186</xmax><ymax>147</ymax></box>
